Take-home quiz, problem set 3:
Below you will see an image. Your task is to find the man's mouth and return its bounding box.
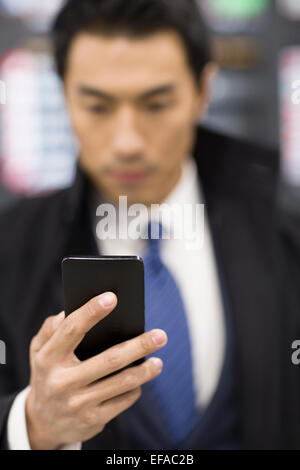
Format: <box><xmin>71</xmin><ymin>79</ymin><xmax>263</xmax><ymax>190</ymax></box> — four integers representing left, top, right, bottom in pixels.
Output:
<box><xmin>110</xmin><ymin>169</ymin><xmax>154</xmax><ymax>184</ymax></box>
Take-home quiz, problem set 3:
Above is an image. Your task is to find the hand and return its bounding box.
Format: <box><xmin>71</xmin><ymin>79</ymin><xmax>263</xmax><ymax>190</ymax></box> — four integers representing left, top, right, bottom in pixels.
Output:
<box><xmin>25</xmin><ymin>292</ymin><xmax>167</xmax><ymax>449</ymax></box>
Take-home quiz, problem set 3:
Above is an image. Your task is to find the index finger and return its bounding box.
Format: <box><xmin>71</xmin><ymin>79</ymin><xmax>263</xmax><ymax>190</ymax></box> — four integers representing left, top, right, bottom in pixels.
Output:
<box><xmin>42</xmin><ymin>292</ymin><xmax>117</xmax><ymax>360</ymax></box>
<box><xmin>75</xmin><ymin>328</ymin><xmax>167</xmax><ymax>386</ymax></box>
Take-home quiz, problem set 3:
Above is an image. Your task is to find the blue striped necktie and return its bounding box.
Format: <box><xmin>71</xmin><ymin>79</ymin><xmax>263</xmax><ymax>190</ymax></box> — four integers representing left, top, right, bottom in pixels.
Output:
<box><xmin>143</xmin><ymin>220</ymin><xmax>198</xmax><ymax>446</ymax></box>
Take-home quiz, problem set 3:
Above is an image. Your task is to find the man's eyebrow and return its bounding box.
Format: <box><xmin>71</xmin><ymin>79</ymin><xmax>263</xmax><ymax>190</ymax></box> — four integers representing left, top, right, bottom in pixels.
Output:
<box><xmin>138</xmin><ymin>84</ymin><xmax>176</xmax><ymax>100</ymax></box>
<box><xmin>77</xmin><ymin>83</ymin><xmax>176</xmax><ymax>101</ymax></box>
<box><xmin>78</xmin><ymin>86</ymin><xmax>116</xmax><ymax>101</ymax></box>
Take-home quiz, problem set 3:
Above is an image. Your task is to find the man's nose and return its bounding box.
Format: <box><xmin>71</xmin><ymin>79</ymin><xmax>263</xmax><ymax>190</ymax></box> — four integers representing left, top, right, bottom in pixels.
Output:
<box><xmin>113</xmin><ymin>109</ymin><xmax>144</xmax><ymax>162</ymax></box>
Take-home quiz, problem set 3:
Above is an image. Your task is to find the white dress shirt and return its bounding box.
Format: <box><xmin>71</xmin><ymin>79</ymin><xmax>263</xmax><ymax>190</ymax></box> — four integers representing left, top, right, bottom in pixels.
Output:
<box><xmin>7</xmin><ymin>156</ymin><xmax>225</xmax><ymax>450</ymax></box>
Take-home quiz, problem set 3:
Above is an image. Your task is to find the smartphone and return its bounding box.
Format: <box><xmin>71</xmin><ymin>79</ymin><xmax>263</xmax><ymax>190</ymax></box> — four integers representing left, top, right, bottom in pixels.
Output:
<box><xmin>61</xmin><ymin>256</ymin><xmax>145</xmax><ymax>367</ymax></box>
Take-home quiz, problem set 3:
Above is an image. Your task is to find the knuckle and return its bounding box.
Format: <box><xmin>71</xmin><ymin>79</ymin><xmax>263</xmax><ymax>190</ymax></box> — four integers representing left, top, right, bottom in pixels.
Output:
<box><xmin>140</xmin><ymin>334</ymin><xmax>151</xmax><ymax>354</ymax></box>
<box><xmin>62</xmin><ymin>318</ymin><xmax>77</xmax><ymax>338</ymax></box>
<box><xmin>81</xmin><ymin>409</ymin><xmax>98</xmax><ymax>428</ymax></box>
<box><xmin>121</xmin><ymin>371</ymin><xmax>139</xmax><ymax>391</ymax></box>
<box><xmin>47</xmin><ymin>370</ymin><xmax>66</xmax><ymax>396</ymax></box>
<box><xmin>34</xmin><ymin>350</ymin><xmax>47</xmax><ymax>370</ymax></box>
<box><xmin>86</xmin><ymin>298</ymin><xmax>99</xmax><ymax>319</ymax></box>
<box><xmin>105</xmin><ymin>349</ymin><xmax>122</xmax><ymax>370</ymax></box>
<box><xmin>67</xmin><ymin>395</ymin><xmax>83</xmax><ymax>413</ymax></box>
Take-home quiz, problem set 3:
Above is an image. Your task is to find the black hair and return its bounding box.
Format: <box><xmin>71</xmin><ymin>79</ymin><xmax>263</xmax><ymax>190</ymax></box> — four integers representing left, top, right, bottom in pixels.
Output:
<box><xmin>52</xmin><ymin>0</ymin><xmax>211</xmax><ymax>81</ymax></box>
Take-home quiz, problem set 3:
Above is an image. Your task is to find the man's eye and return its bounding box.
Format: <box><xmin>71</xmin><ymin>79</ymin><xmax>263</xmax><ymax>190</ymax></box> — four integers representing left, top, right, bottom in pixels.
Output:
<box><xmin>87</xmin><ymin>105</ymin><xmax>110</xmax><ymax>114</ymax></box>
<box><xmin>146</xmin><ymin>102</ymin><xmax>170</xmax><ymax>112</ymax></box>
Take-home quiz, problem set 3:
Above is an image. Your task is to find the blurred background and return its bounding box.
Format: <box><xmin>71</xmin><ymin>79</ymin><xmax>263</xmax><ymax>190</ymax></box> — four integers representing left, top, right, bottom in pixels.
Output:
<box><xmin>0</xmin><ymin>0</ymin><xmax>299</xmax><ymax>211</ymax></box>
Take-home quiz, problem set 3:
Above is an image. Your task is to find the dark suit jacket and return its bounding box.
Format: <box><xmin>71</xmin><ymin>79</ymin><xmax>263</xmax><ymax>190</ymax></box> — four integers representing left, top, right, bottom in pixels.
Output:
<box><xmin>0</xmin><ymin>126</ymin><xmax>299</xmax><ymax>449</ymax></box>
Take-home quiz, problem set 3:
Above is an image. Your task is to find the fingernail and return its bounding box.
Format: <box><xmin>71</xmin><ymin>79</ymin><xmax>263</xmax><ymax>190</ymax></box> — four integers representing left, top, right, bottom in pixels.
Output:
<box><xmin>151</xmin><ymin>329</ymin><xmax>167</xmax><ymax>346</ymax></box>
<box><xmin>150</xmin><ymin>357</ymin><xmax>163</xmax><ymax>372</ymax></box>
<box><xmin>99</xmin><ymin>292</ymin><xmax>115</xmax><ymax>308</ymax></box>
<box><xmin>53</xmin><ymin>311</ymin><xmax>65</xmax><ymax>330</ymax></box>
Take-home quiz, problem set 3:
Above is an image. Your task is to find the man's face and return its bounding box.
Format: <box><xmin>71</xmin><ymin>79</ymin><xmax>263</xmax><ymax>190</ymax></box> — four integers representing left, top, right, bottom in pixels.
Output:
<box><xmin>64</xmin><ymin>30</ymin><xmax>213</xmax><ymax>206</ymax></box>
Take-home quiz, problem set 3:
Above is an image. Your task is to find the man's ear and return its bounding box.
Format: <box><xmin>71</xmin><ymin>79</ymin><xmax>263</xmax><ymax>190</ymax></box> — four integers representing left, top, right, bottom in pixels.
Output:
<box><xmin>194</xmin><ymin>62</ymin><xmax>218</xmax><ymax>120</ymax></box>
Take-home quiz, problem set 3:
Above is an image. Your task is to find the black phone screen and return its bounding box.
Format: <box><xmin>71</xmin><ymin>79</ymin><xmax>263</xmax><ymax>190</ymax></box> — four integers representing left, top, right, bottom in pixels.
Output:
<box><xmin>61</xmin><ymin>256</ymin><xmax>145</xmax><ymax>364</ymax></box>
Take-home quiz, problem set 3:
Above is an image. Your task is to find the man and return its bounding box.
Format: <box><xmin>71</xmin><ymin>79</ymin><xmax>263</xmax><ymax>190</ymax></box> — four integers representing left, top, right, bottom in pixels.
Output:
<box><xmin>0</xmin><ymin>0</ymin><xmax>299</xmax><ymax>450</ymax></box>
